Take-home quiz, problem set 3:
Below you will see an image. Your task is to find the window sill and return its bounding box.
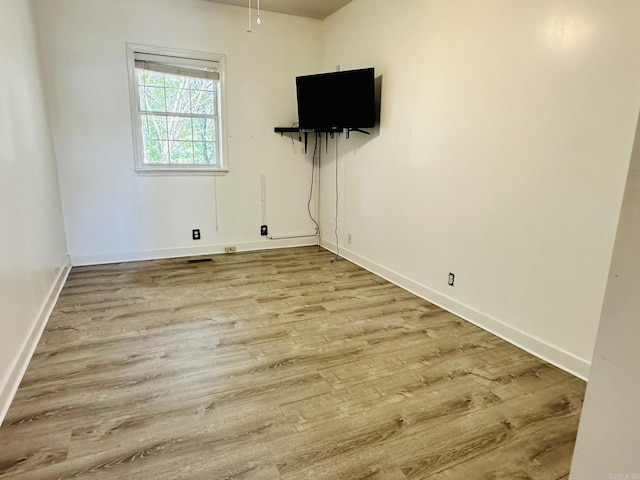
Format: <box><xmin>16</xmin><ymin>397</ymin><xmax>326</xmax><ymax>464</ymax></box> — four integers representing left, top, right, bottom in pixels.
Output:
<box><xmin>135</xmin><ymin>165</ymin><xmax>229</xmax><ymax>176</ymax></box>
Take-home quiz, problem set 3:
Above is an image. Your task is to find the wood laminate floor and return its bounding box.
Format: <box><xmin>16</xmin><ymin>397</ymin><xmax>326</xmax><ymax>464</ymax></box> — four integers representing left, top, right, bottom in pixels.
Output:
<box><xmin>0</xmin><ymin>247</ymin><xmax>585</xmax><ymax>479</ymax></box>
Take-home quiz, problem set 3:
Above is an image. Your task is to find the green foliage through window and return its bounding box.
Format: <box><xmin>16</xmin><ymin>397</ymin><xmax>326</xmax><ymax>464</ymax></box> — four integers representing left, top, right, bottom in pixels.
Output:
<box><xmin>136</xmin><ymin>68</ymin><xmax>218</xmax><ymax>167</ymax></box>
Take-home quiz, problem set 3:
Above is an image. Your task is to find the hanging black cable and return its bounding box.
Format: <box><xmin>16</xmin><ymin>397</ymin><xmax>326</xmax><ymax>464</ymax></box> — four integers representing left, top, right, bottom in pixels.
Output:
<box><xmin>331</xmin><ymin>133</ymin><xmax>339</xmax><ymax>263</ymax></box>
<box><xmin>307</xmin><ymin>134</ymin><xmax>320</xmax><ymax>246</ymax></box>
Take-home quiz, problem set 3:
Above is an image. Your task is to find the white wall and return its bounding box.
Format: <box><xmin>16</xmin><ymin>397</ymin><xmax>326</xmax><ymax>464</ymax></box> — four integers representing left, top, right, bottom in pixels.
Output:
<box><xmin>34</xmin><ymin>0</ymin><xmax>323</xmax><ymax>265</ymax></box>
<box><xmin>570</xmin><ymin>112</ymin><xmax>640</xmax><ymax>478</ymax></box>
<box><xmin>319</xmin><ymin>0</ymin><xmax>640</xmax><ymax>377</ymax></box>
<box><xmin>0</xmin><ymin>0</ymin><xmax>69</xmax><ymax>423</ymax></box>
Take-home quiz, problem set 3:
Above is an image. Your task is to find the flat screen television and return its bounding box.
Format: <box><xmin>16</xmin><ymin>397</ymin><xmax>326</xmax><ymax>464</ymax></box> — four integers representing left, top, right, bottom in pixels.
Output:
<box><xmin>296</xmin><ymin>67</ymin><xmax>375</xmax><ymax>132</ymax></box>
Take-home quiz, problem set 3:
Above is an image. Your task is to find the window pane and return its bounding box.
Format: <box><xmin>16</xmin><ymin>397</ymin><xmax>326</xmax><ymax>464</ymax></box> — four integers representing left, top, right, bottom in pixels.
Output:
<box><xmin>189</xmin><ymin>78</ymin><xmax>211</xmax><ymax>91</ymax></box>
<box><xmin>169</xmin><ymin>141</ymin><xmax>194</xmax><ymax>164</ymax></box>
<box><xmin>193</xmin><ymin>142</ymin><xmax>217</xmax><ymax>165</ymax></box>
<box><xmin>139</xmin><ymin>86</ymin><xmax>166</xmax><ymax>113</ymax></box>
<box><xmin>142</xmin><ymin>114</ymin><xmax>168</xmax><ymax>140</ymax></box>
<box><xmin>164</xmin><ymin>74</ymin><xmax>191</xmax><ymax>114</ymax></box>
<box><xmin>138</xmin><ymin>69</ymin><xmax>165</xmax><ymax>87</ymax></box>
<box><xmin>191</xmin><ymin>89</ymin><xmax>215</xmax><ymax>115</ymax></box>
<box><xmin>206</xmin><ymin>142</ymin><xmax>217</xmax><ymax>164</ymax></box>
<box><xmin>193</xmin><ymin>118</ymin><xmax>216</xmax><ymax>142</ymax></box>
<box><xmin>166</xmin><ymin>116</ymin><xmax>193</xmax><ymax>141</ymax></box>
<box><xmin>165</xmin><ymin>88</ymin><xmax>191</xmax><ymax>114</ymax></box>
<box><xmin>193</xmin><ymin>143</ymin><xmax>206</xmax><ymax>164</ymax></box>
<box><xmin>162</xmin><ymin>73</ymin><xmax>185</xmax><ymax>88</ymax></box>
<box><xmin>143</xmin><ymin>138</ymin><xmax>169</xmax><ymax>164</ymax></box>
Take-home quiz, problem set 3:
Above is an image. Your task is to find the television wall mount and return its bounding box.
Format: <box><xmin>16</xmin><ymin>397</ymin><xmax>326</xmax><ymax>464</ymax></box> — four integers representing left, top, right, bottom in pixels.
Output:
<box><xmin>274</xmin><ymin>127</ymin><xmax>370</xmax><ymax>153</ymax></box>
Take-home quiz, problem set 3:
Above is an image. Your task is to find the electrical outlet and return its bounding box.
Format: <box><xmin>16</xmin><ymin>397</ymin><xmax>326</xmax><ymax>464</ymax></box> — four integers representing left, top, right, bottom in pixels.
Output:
<box><xmin>260</xmin><ymin>225</ymin><xmax>268</xmax><ymax>236</ymax></box>
<box><xmin>224</xmin><ymin>246</ymin><xmax>237</xmax><ymax>253</ymax></box>
<box><xmin>347</xmin><ymin>233</ymin><xmax>352</xmax><ymax>244</ymax></box>
<box><xmin>192</xmin><ymin>229</ymin><xmax>201</xmax><ymax>240</ymax></box>
<box><xmin>448</xmin><ymin>273</ymin><xmax>455</xmax><ymax>286</ymax></box>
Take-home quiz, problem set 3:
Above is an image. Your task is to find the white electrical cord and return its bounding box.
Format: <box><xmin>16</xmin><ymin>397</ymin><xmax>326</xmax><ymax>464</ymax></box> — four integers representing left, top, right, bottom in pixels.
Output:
<box><xmin>261</xmin><ymin>174</ymin><xmax>267</xmax><ymax>225</ymax></box>
<box><xmin>213</xmin><ymin>175</ymin><xmax>219</xmax><ymax>233</ymax></box>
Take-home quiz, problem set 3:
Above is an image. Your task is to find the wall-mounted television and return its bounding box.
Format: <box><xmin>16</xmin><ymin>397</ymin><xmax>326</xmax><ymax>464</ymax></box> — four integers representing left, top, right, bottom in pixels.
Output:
<box><xmin>296</xmin><ymin>67</ymin><xmax>376</xmax><ymax>132</ymax></box>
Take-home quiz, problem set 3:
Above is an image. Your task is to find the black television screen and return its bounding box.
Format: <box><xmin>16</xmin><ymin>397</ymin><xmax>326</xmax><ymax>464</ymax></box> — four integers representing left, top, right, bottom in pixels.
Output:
<box><xmin>296</xmin><ymin>67</ymin><xmax>375</xmax><ymax>131</ymax></box>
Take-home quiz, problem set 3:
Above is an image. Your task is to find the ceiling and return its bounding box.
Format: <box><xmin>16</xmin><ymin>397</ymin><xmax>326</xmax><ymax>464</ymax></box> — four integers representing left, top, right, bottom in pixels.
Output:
<box><xmin>207</xmin><ymin>0</ymin><xmax>353</xmax><ymax>20</ymax></box>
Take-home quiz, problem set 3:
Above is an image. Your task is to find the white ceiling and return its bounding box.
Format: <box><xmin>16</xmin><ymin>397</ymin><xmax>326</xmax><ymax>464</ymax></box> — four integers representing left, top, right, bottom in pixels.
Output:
<box><xmin>207</xmin><ymin>0</ymin><xmax>353</xmax><ymax>20</ymax></box>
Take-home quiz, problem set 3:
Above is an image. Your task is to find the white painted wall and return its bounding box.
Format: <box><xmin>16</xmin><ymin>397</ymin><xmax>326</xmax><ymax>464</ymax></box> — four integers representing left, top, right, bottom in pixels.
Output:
<box><xmin>570</xmin><ymin>112</ymin><xmax>640</xmax><ymax>478</ymax></box>
<box><xmin>319</xmin><ymin>0</ymin><xmax>640</xmax><ymax>377</ymax></box>
<box><xmin>0</xmin><ymin>0</ymin><xmax>69</xmax><ymax>422</ymax></box>
<box><xmin>34</xmin><ymin>0</ymin><xmax>323</xmax><ymax>265</ymax></box>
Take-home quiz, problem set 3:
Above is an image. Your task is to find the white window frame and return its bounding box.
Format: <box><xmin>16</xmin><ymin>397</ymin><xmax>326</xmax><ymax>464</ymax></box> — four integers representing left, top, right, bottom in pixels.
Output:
<box><xmin>126</xmin><ymin>44</ymin><xmax>229</xmax><ymax>175</ymax></box>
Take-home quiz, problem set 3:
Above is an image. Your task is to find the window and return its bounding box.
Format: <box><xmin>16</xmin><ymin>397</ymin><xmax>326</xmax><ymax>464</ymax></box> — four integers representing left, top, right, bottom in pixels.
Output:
<box><xmin>127</xmin><ymin>45</ymin><xmax>228</xmax><ymax>174</ymax></box>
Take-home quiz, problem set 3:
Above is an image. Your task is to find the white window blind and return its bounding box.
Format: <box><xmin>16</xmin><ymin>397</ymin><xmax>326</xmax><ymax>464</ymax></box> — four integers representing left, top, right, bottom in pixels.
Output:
<box><xmin>134</xmin><ymin>53</ymin><xmax>220</xmax><ymax>81</ymax></box>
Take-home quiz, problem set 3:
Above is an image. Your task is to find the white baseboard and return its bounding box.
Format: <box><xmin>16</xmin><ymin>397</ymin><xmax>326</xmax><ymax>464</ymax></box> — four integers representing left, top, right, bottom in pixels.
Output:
<box><xmin>70</xmin><ymin>237</ymin><xmax>318</xmax><ymax>266</ymax></box>
<box><xmin>0</xmin><ymin>256</ymin><xmax>72</xmax><ymax>426</ymax></box>
<box><xmin>321</xmin><ymin>241</ymin><xmax>590</xmax><ymax>381</ymax></box>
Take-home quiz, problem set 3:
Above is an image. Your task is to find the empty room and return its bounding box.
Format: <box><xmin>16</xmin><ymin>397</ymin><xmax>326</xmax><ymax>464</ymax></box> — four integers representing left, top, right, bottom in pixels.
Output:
<box><xmin>1</xmin><ymin>0</ymin><xmax>640</xmax><ymax>478</ymax></box>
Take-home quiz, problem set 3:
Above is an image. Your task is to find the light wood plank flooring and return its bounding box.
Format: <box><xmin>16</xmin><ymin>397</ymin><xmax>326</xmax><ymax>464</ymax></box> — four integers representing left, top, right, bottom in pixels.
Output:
<box><xmin>0</xmin><ymin>247</ymin><xmax>585</xmax><ymax>479</ymax></box>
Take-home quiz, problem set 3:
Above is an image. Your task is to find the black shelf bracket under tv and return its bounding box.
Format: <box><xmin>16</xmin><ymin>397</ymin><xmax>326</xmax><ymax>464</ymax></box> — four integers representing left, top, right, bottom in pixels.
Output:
<box><xmin>274</xmin><ymin>127</ymin><xmax>309</xmax><ymax>152</ymax></box>
<box><xmin>274</xmin><ymin>127</ymin><xmax>370</xmax><ymax>153</ymax></box>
